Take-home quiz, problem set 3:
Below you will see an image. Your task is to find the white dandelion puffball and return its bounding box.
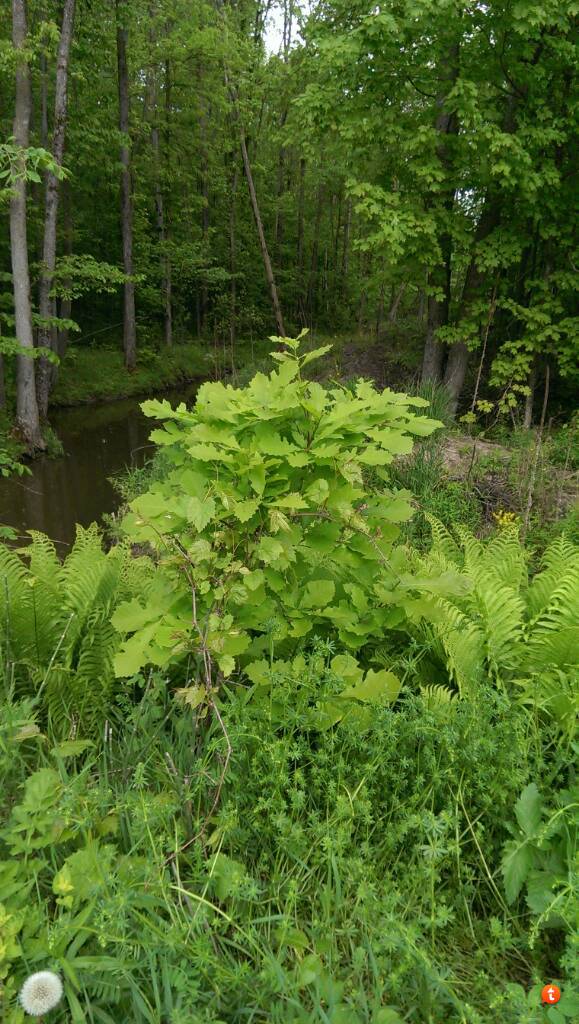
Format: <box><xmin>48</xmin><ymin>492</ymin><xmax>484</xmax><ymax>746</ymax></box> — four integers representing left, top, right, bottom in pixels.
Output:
<box><xmin>19</xmin><ymin>971</ymin><xmax>63</xmax><ymax>1017</ymax></box>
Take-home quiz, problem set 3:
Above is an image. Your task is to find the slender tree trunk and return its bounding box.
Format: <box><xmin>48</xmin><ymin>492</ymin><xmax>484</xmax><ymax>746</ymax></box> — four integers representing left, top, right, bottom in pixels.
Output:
<box><xmin>357</xmin><ymin>254</ymin><xmax>369</xmax><ymax>334</ymax></box>
<box><xmin>422</xmin><ymin>294</ymin><xmax>445</xmax><ymax>381</ymax></box>
<box><xmin>40</xmin><ymin>51</ymin><xmax>49</xmax><ymax>148</ymax></box>
<box><xmin>226</xmin><ymin>74</ymin><xmax>285</xmax><ymax>336</ymax></box>
<box><xmin>375</xmin><ymin>289</ymin><xmax>384</xmax><ymax>336</ymax></box>
<box><xmin>274</xmin><ymin>107</ymin><xmax>288</xmax><ymax>254</ymax></box>
<box><xmin>56</xmin><ymin>180</ymin><xmax>73</xmax><ymax>359</ymax></box>
<box><xmin>296</xmin><ymin>156</ymin><xmax>306</xmax><ymax>320</ymax></box>
<box><xmin>229</xmin><ymin>162</ymin><xmax>239</xmax><ymax>363</ymax></box>
<box><xmin>523</xmin><ymin>358</ymin><xmax>537</xmax><ymax>429</ymax></box>
<box><xmin>307</xmin><ymin>183</ymin><xmax>324</xmax><ymax>321</ymax></box>
<box><xmin>239</xmin><ymin>128</ymin><xmax>285</xmax><ymax>335</ymax></box>
<box><xmin>36</xmin><ymin>0</ymin><xmax>75</xmax><ymax>418</ymax></box>
<box><xmin>340</xmin><ymin>196</ymin><xmax>351</xmax><ymax>298</ymax></box>
<box><xmin>198</xmin><ymin>76</ymin><xmax>210</xmax><ymax>333</ymax></box>
<box><xmin>421</xmin><ymin>40</ymin><xmax>459</xmax><ymax>384</ymax></box>
<box><xmin>522</xmin><ymin>362</ymin><xmax>550</xmax><ymax>541</ymax></box>
<box><xmin>116</xmin><ymin>0</ymin><xmax>137</xmax><ymax>370</ymax></box>
<box><xmin>147</xmin><ymin>20</ymin><xmax>172</xmax><ymax>346</ymax></box>
<box><xmin>163</xmin><ymin>56</ymin><xmax>173</xmax><ymax>344</ymax></box>
<box><xmin>443</xmin><ymin>197</ymin><xmax>501</xmax><ymax>414</ymax></box>
<box><xmin>0</xmin><ymin>351</ymin><xmax>5</xmax><ymax>408</ymax></box>
<box><xmin>10</xmin><ymin>0</ymin><xmax>45</xmax><ymax>452</ymax></box>
<box><xmin>388</xmin><ymin>282</ymin><xmax>406</xmax><ymax>323</ymax></box>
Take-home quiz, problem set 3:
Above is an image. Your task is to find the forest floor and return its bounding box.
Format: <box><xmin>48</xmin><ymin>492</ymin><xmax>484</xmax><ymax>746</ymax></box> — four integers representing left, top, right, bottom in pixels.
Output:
<box><xmin>51</xmin><ymin>339</ymin><xmax>211</xmax><ymax>405</ymax></box>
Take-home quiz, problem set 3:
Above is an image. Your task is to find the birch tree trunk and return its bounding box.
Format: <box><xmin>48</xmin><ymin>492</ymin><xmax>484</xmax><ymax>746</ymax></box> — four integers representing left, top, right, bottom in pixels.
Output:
<box><xmin>36</xmin><ymin>0</ymin><xmax>75</xmax><ymax>418</ymax></box>
<box><xmin>116</xmin><ymin>0</ymin><xmax>137</xmax><ymax>370</ymax></box>
<box><xmin>10</xmin><ymin>0</ymin><xmax>45</xmax><ymax>451</ymax></box>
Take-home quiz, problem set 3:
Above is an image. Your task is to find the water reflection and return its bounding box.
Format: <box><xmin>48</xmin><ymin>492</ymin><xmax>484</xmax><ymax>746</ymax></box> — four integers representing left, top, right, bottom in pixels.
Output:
<box><xmin>0</xmin><ymin>384</ymin><xmax>199</xmax><ymax>548</ymax></box>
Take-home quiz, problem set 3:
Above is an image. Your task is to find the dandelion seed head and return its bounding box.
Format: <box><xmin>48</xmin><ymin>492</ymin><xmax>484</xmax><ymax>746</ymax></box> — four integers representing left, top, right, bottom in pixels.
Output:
<box><xmin>19</xmin><ymin>971</ymin><xmax>63</xmax><ymax>1017</ymax></box>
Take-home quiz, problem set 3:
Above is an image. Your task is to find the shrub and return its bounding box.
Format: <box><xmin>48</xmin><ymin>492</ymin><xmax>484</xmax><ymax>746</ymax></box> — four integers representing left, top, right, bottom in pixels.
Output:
<box><xmin>112</xmin><ymin>332</ymin><xmax>441</xmax><ymax>693</ymax></box>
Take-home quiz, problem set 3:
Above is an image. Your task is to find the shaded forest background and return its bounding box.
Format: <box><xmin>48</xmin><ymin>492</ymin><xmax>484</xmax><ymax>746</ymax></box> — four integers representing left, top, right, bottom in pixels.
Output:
<box><xmin>0</xmin><ymin>0</ymin><xmax>577</xmax><ymax>449</ymax></box>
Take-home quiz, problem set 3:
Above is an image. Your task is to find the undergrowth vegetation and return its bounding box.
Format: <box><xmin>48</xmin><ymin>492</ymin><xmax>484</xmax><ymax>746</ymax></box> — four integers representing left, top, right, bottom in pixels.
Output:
<box><xmin>1</xmin><ymin>337</ymin><xmax>577</xmax><ymax>1023</ymax></box>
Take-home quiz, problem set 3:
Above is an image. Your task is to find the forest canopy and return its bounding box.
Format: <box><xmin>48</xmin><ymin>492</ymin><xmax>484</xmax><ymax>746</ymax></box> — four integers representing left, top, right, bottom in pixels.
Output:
<box><xmin>0</xmin><ymin>0</ymin><xmax>577</xmax><ymax>449</ymax></box>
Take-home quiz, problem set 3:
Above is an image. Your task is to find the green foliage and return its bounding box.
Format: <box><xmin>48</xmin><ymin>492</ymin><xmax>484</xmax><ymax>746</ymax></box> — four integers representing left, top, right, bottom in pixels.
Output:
<box><xmin>51</xmin><ymin>342</ymin><xmax>209</xmax><ymax>406</ymax></box>
<box><xmin>0</xmin><ymin>139</ymin><xmax>66</xmax><ymax>194</ymax></box>
<box><xmin>113</xmin><ymin>334</ymin><xmax>441</xmax><ymax>682</ymax></box>
<box><xmin>1</xmin><ymin>646</ymin><xmax>572</xmax><ymax>1024</ymax></box>
<box><xmin>49</xmin><ymin>254</ymin><xmax>132</xmax><ymax>301</ymax></box>
<box><xmin>502</xmin><ymin>779</ymin><xmax>578</xmax><ymax>960</ymax></box>
<box><xmin>0</xmin><ymin>525</ymin><xmax>152</xmax><ymax>738</ymax></box>
<box><xmin>390</xmin><ymin>440</ymin><xmax>482</xmax><ymax>549</ymax></box>
<box><xmin>401</xmin><ymin>519</ymin><xmax>579</xmax><ymax>712</ymax></box>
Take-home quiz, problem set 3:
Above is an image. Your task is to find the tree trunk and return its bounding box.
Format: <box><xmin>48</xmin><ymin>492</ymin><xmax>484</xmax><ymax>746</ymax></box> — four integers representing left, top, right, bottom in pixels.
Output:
<box><xmin>296</xmin><ymin>156</ymin><xmax>306</xmax><ymax>320</ymax></box>
<box><xmin>522</xmin><ymin>362</ymin><xmax>550</xmax><ymax>541</ymax></box>
<box><xmin>147</xmin><ymin>20</ymin><xmax>172</xmax><ymax>346</ymax></box>
<box><xmin>198</xmin><ymin>73</ymin><xmax>210</xmax><ymax>334</ymax></box>
<box><xmin>116</xmin><ymin>0</ymin><xmax>137</xmax><ymax>370</ymax></box>
<box><xmin>340</xmin><ymin>196</ymin><xmax>351</xmax><ymax>307</ymax></box>
<box><xmin>443</xmin><ymin>197</ymin><xmax>501</xmax><ymax>414</ymax></box>
<box><xmin>239</xmin><ymin>129</ymin><xmax>285</xmax><ymax>335</ymax></box>
<box><xmin>274</xmin><ymin>107</ymin><xmax>288</xmax><ymax>254</ymax></box>
<box><xmin>56</xmin><ymin>181</ymin><xmax>73</xmax><ymax>360</ymax></box>
<box><xmin>307</xmin><ymin>183</ymin><xmax>324</xmax><ymax>321</ymax></box>
<box><xmin>36</xmin><ymin>0</ymin><xmax>75</xmax><ymax>418</ymax></box>
<box><xmin>421</xmin><ymin>40</ymin><xmax>459</xmax><ymax>385</ymax></box>
<box><xmin>226</xmin><ymin>75</ymin><xmax>285</xmax><ymax>336</ymax></box>
<box><xmin>10</xmin><ymin>0</ymin><xmax>45</xmax><ymax>452</ymax></box>
<box><xmin>422</xmin><ymin>295</ymin><xmax>445</xmax><ymax>381</ymax></box>
<box><xmin>163</xmin><ymin>56</ymin><xmax>173</xmax><ymax>345</ymax></box>
<box><xmin>523</xmin><ymin>358</ymin><xmax>537</xmax><ymax>429</ymax></box>
<box><xmin>0</xmin><ymin>354</ymin><xmax>5</xmax><ymax>409</ymax></box>
<box><xmin>388</xmin><ymin>282</ymin><xmax>406</xmax><ymax>324</ymax></box>
<box><xmin>229</xmin><ymin>163</ymin><xmax>239</xmax><ymax>363</ymax></box>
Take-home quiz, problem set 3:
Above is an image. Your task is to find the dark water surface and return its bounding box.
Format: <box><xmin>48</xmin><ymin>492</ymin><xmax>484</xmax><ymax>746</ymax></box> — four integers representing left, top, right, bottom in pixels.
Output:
<box><xmin>0</xmin><ymin>383</ymin><xmax>200</xmax><ymax>549</ymax></box>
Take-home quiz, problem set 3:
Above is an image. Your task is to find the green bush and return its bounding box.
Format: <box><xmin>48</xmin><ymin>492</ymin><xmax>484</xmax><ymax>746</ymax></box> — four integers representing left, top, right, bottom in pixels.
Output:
<box><xmin>112</xmin><ymin>332</ymin><xmax>441</xmax><ymax>689</ymax></box>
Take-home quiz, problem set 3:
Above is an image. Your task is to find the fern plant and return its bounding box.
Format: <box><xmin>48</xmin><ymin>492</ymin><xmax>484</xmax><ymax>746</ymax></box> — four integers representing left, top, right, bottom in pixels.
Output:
<box><xmin>0</xmin><ymin>526</ymin><xmax>152</xmax><ymax>739</ymax></box>
<box><xmin>400</xmin><ymin>517</ymin><xmax>579</xmax><ymax>723</ymax></box>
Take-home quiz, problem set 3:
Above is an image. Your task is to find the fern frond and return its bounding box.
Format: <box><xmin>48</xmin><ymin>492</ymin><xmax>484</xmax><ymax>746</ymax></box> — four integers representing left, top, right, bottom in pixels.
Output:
<box><xmin>420</xmin><ymin>683</ymin><xmax>457</xmax><ymax>708</ymax></box>
<box><xmin>467</xmin><ymin>575</ymin><xmax>525</xmax><ymax>677</ymax></box>
<box><xmin>0</xmin><ymin>544</ymin><xmax>34</xmax><ymax>665</ymax></box>
<box><xmin>432</xmin><ymin>597</ymin><xmax>485</xmax><ymax>695</ymax></box>
<box><xmin>454</xmin><ymin>524</ymin><xmax>484</xmax><ymax>577</ymax></box>
<box><xmin>424</xmin><ymin>514</ymin><xmax>462</xmax><ymax>566</ymax></box>
<box><xmin>483</xmin><ymin>526</ymin><xmax>528</xmax><ymax>592</ymax></box>
<box><xmin>528</xmin><ymin>562</ymin><xmax>579</xmax><ymax>634</ymax></box>
<box><xmin>526</xmin><ymin>538</ymin><xmax>579</xmax><ymax>619</ymax></box>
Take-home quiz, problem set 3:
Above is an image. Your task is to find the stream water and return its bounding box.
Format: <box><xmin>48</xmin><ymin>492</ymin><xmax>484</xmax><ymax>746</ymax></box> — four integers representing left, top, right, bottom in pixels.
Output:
<box><xmin>0</xmin><ymin>383</ymin><xmax>200</xmax><ymax>549</ymax></box>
